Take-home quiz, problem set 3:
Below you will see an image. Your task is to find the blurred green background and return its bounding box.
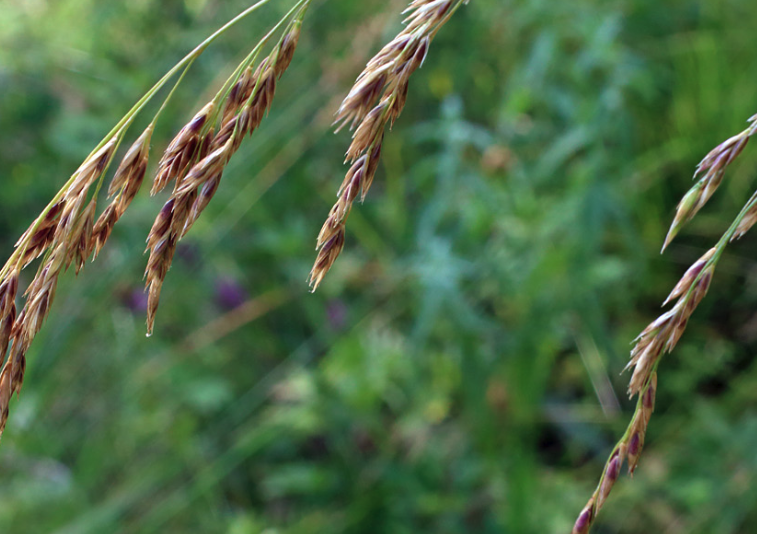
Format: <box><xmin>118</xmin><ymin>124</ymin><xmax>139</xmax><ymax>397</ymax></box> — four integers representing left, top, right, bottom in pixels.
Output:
<box><xmin>1</xmin><ymin>0</ymin><xmax>757</xmax><ymax>532</ymax></box>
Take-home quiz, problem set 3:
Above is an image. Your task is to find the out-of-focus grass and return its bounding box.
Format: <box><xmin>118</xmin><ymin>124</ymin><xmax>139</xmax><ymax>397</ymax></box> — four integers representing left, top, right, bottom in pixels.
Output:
<box><xmin>1</xmin><ymin>1</ymin><xmax>757</xmax><ymax>533</ymax></box>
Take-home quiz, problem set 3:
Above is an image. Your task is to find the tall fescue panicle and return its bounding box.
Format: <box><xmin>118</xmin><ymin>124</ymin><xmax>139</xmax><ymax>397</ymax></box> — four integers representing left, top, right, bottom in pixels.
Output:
<box><xmin>144</xmin><ymin>14</ymin><xmax>306</xmax><ymax>335</ymax></box>
<box><xmin>309</xmin><ymin>0</ymin><xmax>470</xmax><ymax>291</ymax></box>
<box><xmin>574</xmin><ymin>112</ymin><xmax>757</xmax><ymax>533</ymax></box>
<box><xmin>0</xmin><ymin>0</ymin><xmax>311</xmax><ymax>441</ymax></box>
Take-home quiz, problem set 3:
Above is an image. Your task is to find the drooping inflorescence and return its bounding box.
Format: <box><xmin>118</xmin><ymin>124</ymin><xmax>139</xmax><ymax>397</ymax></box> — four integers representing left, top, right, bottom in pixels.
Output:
<box><xmin>573</xmin><ymin>112</ymin><xmax>757</xmax><ymax>533</ymax></box>
<box><xmin>0</xmin><ymin>0</ymin><xmax>311</xmax><ymax>441</ymax></box>
<box><xmin>144</xmin><ymin>15</ymin><xmax>305</xmax><ymax>335</ymax></box>
<box><xmin>309</xmin><ymin>0</ymin><xmax>470</xmax><ymax>290</ymax></box>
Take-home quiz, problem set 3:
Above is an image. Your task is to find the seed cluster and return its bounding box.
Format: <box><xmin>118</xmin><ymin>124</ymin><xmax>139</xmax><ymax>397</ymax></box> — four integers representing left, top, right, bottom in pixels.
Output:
<box><xmin>310</xmin><ymin>0</ymin><xmax>469</xmax><ymax>290</ymax></box>
<box><xmin>0</xmin><ymin>138</ymin><xmax>118</xmax><ymax>434</ymax></box>
<box><xmin>0</xmin><ymin>12</ymin><xmax>306</xmax><ymax>439</ymax></box>
<box><xmin>573</xmin><ymin>113</ymin><xmax>757</xmax><ymax>533</ymax></box>
<box><xmin>145</xmin><ymin>21</ymin><xmax>302</xmax><ymax>335</ymax></box>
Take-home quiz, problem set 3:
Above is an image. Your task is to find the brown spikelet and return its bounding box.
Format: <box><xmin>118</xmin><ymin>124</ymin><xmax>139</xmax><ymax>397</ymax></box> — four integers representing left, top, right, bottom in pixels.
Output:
<box><xmin>334</xmin><ymin>68</ymin><xmax>389</xmax><ymax>133</ymax></box>
<box><xmin>0</xmin><ymin>272</ymin><xmax>19</xmax><ymax>361</ymax></box>
<box><xmin>95</xmin><ymin>126</ymin><xmax>155</xmax><ymax>245</ymax></box>
<box><xmin>109</xmin><ymin>126</ymin><xmax>153</xmax><ymax>197</ymax></box>
<box><xmin>182</xmin><ymin>174</ymin><xmax>222</xmax><ymax>236</ymax></box>
<box><xmin>18</xmin><ymin>207</ymin><xmax>61</xmax><ymax>268</ymax></box>
<box><xmin>66</xmin><ymin>200</ymin><xmax>97</xmax><ymax>274</ymax></box>
<box><xmin>627</xmin><ymin>373</ymin><xmax>657</xmax><ymax>475</ymax></box>
<box><xmin>0</xmin><ymin>365</ymin><xmax>12</xmax><ymax>435</ymax></box>
<box><xmin>16</xmin><ymin>199</ymin><xmax>64</xmax><ymax>249</ymax></box>
<box><xmin>728</xmin><ymin>187</ymin><xmax>757</xmax><ymax>243</ymax></box>
<box><xmin>175</xmin><ymin>143</ymin><xmax>230</xmax><ymax>224</ymax></box>
<box><xmin>275</xmin><ymin>21</ymin><xmax>302</xmax><ymax>78</ymax></box>
<box><xmin>346</xmin><ymin>101</ymin><xmax>388</xmax><ymax>162</ymax></box>
<box><xmin>90</xmin><ymin>204</ymin><xmax>119</xmax><ymax>261</ymax></box>
<box><xmin>67</xmin><ymin>138</ymin><xmax>117</xmax><ymax>198</ymax></box>
<box><xmin>310</xmin><ymin>223</ymin><xmax>346</xmax><ymax>291</ymax></box>
<box><xmin>572</xmin><ymin>500</ymin><xmax>594</xmax><ymax>534</ymax></box>
<box><xmin>596</xmin><ymin>450</ymin><xmax>622</xmax><ymax>511</ymax></box>
<box><xmin>145</xmin><ymin>235</ymin><xmax>177</xmax><ymax>336</ymax></box>
<box><xmin>211</xmin><ymin>115</ymin><xmax>241</xmax><ymax>152</ymax></box>
<box><xmin>6</xmin><ymin>338</ymin><xmax>27</xmax><ymax>397</ymax></box>
<box><xmin>146</xmin><ymin>277</ymin><xmax>165</xmax><ymax>337</ymax></box>
<box><xmin>222</xmin><ymin>67</ymin><xmax>254</xmax><ymax>125</ymax></box>
<box><xmin>144</xmin><ymin>198</ymin><xmax>181</xmax><ymax>335</ymax></box>
<box><xmin>53</xmin><ymin>192</ymin><xmax>89</xmax><ymax>249</ymax></box>
<box><xmin>23</xmin><ymin>261</ymin><xmax>59</xmax><ymax>341</ymax></box>
<box><xmin>152</xmin><ymin>102</ymin><xmax>215</xmax><ymax>195</ymax></box>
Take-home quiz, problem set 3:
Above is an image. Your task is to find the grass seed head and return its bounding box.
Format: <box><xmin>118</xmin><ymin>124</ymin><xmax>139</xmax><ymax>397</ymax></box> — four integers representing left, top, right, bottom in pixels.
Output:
<box><xmin>312</xmin><ymin>0</ymin><xmax>467</xmax><ymax>290</ymax></box>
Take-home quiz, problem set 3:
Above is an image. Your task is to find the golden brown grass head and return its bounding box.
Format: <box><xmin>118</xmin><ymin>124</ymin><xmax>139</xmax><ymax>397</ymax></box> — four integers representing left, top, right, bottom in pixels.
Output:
<box><xmin>143</xmin><ymin>17</ymin><xmax>305</xmax><ymax>335</ymax></box>
<box><xmin>0</xmin><ymin>0</ymin><xmax>314</xmax><ymax>444</ymax></box>
<box><xmin>310</xmin><ymin>0</ymin><xmax>469</xmax><ymax>291</ymax></box>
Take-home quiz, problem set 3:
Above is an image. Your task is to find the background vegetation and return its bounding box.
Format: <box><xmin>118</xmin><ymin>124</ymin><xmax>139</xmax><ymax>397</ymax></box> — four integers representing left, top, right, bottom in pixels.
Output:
<box><xmin>1</xmin><ymin>0</ymin><xmax>757</xmax><ymax>532</ymax></box>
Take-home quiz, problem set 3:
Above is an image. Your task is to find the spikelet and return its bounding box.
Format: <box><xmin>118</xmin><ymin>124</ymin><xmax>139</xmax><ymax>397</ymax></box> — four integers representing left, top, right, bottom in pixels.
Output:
<box><xmin>663</xmin><ymin>115</ymin><xmax>757</xmax><ymax>251</ymax></box>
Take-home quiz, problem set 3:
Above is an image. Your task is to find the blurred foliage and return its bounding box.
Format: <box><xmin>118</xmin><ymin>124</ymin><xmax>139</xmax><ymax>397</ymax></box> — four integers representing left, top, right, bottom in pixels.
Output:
<box><xmin>1</xmin><ymin>0</ymin><xmax>757</xmax><ymax>532</ymax></box>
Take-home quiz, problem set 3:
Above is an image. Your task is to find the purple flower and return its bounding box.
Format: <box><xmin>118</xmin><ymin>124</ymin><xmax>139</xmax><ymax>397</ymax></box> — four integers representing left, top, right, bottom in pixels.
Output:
<box><xmin>215</xmin><ymin>277</ymin><xmax>248</xmax><ymax>310</ymax></box>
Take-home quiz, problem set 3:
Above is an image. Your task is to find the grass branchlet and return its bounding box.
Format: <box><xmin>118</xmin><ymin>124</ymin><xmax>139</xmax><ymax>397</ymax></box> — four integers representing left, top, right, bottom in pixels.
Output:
<box><xmin>574</xmin><ymin>112</ymin><xmax>757</xmax><ymax>533</ymax></box>
<box><xmin>663</xmin><ymin>114</ymin><xmax>757</xmax><ymax>250</ymax></box>
<box><xmin>144</xmin><ymin>10</ymin><xmax>308</xmax><ymax>335</ymax></box>
<box><xmin>310</xmin><ymin>0</ymin><xmax>470</xmax><ymax>290</ymax></box>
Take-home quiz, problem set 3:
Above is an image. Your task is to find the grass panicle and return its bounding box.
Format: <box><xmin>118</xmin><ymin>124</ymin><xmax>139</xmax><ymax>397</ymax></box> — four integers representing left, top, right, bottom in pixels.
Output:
<box><xmin>574</xmin><ymin>112</ymin><xmax>757</xmax><ymax>533</ymax></box>
<box><xmin>144</xmin><ymin>8</ymin><xmax>308</xmax><ymax>335</ymax></box>
<box><xmin>0</xmin><ymin>0</ymin><xmax>309</xmax><ymax>441</ymax></box>
<box><xmin>309</xmin><ymin>0</ymin><xmax>469</xmax><ymax>290</ymax></box>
